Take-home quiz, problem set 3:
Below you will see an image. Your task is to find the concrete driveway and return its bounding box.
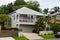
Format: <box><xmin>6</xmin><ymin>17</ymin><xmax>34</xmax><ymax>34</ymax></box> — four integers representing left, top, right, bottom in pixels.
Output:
<box><xmin>23</xmin><ymin>33</ymin><xmax>43</xmax><ymax>40</ymax></box>
<box><xmin>0</xmin><ymin>37</ymin><xmax>14</xmax><ymax>40</ymax></box>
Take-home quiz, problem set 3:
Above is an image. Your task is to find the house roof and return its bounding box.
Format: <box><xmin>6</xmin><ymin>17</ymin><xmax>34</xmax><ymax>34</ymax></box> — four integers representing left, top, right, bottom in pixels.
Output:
<box><xmin>10</xmin><ymin>7</ymin><xmax>44</xmax><ymax>16</ymax></box>
<box><xmin>51</xmin><ymin>12</ymin><xmax>60</xmax><ymax>16</ymax></box>
<box><xmin>10</xmin><ymin>7</ymin><xmax>60</xmax><ymax>17</ymax></box>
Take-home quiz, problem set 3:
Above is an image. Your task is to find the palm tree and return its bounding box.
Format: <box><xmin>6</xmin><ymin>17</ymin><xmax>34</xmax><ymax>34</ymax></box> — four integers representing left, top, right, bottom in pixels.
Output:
<box><xmin>43</xmin><ymin>8</ymin><xmax>49</xmax><ymax>23</ymax></box>
<box><xmin>43</xmin><ymin>8</ymin><xmax>51</xmax><ymax>31</ymax></box>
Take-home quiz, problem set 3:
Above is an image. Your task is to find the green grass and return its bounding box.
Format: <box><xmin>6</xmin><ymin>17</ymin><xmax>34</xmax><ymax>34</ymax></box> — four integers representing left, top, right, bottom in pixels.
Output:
<box><xmin>40</xmin><ymin>34</ymin><xmax>55</xmax><ymax>39</ymax></box>
<box><xmin>14</xmin><ymin>36</ymin><xmax>29</xmax><ymax>40</ymax></box>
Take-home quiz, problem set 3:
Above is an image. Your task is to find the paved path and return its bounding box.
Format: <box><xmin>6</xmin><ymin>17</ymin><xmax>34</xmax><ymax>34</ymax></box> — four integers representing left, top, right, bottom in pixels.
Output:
<box><xmin>23</xmin><ymin>33</ymin><xmax>43</xmax><ymax>40</ymax></box>
<box><xmin>0</xmin><ymin>37</ymin><xmax>14</xmax><ymax>40</ymax></box>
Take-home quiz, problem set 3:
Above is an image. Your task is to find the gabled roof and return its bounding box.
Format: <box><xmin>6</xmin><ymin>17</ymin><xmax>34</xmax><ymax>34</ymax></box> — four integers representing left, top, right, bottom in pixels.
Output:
<box><xmin>10</xmin><ymin>7</ymin><xmax>44</xmax><ymax>16</ymax></box>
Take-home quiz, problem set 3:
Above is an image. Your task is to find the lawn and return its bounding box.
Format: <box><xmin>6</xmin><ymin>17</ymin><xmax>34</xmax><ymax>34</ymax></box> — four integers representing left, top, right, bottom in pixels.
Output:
<box><xmin>40</xmin><ymin>34</ymin><xmax>55</xmax><ymax>39</ymax></box>
<box><xmin>14</xmin><ymin>36</ymin><xmax>29</xmax><ymax>40</ymax></box>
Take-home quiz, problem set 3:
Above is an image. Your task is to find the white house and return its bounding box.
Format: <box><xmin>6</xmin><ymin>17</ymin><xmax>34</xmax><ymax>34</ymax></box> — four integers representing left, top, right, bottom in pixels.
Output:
<box><xmin>9</xmin><ymin>7</ymin><xmax>44</xmax><ymax>33</ymax></box>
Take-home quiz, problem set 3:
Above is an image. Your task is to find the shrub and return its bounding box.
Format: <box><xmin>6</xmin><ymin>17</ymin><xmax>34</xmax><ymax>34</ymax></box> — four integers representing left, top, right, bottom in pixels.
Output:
<box><xmin>50</xmin><ymin>23</ymin><xmax>60</xmax><ymax>34</ymax></box>
<box><xmin>33</xmin><ymin>27</ymin><xmax>43</xmax><ymax>33</ymax></box>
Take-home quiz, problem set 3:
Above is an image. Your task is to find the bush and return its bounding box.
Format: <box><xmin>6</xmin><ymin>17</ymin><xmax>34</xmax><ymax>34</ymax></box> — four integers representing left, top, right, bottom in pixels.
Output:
<box><xmin>50</xmin><ymin>23</ymin><xmax>60</xmax><ymax>34</ymax></box>
<box><xmin>33</xmin><ymin>27</ymin><xmax>43</xmax><ymax>33</ymax></box>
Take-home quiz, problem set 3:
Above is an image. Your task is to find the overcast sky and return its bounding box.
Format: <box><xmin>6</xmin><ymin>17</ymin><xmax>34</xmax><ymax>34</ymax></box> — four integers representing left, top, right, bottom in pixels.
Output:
<box><xmin>0</xmin><ymin>0</ymin><xmax>60</xmax><ymax>10</ymax></box>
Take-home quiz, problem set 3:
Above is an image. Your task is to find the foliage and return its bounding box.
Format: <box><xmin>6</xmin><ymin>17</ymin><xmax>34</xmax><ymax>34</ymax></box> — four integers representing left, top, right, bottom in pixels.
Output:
<box><xmin>0</xmin><ymin>5</ymin><xmax>8</xmax><ymax>14</ymax></box>
<box><xmin>14</xmin><ymin>0</ymin><xmax>26</xmax><ymax>6</ymax></box>
<box><xmin>0</xmin><ymin>3</ymin><xmax>14</xmax><ymax>14</ymax></box>
<box><xmin>13</xmin><ymin>0</ymin><xmax>42</xmax><ymax>13</ymax></box>
<box><xmin>35</xmin><ymin>17</ymin><xmax>44</xmax><ymax>33</ymax></box>
<box><xmin>12</xmin><ymin>5</ymin><xmax>25</xmax><ymax>11</ymax></box>
<box><xmin>50</xmin><ymin>23</ymin><xmax>60</xmax><ymax>34</ymax></box>
<box><xmin>0</xmin><ymin>14</ymin><xmax>9</xmax><ymax>28</ymax></box>
<box><xmin>26</xmin><ymin>0</ymin><xmax>42</xmax><ymax>13</ymax></box>
<box><xmin>51</xmin><ymin>6</ymin><xmax>60</xmax><ymax>13</ymax></box>
<box><xmin>0</xmin><ymin>0</ymin><xmax>59</xmax><ymax>14</ymax></box>
<box><xmin>0</xmin><ymin>0</ymin><xmax>42</xmax><ymax>14</ymax></box>
<box><xmin>43</xmin><ymin>8</ymin><xmax>49</xmax><ymax>14</ymax></box>
<box><xmin>6</xmin><ymin>3</ymin><xmax>14</xmax><ymax>13</ymax></box>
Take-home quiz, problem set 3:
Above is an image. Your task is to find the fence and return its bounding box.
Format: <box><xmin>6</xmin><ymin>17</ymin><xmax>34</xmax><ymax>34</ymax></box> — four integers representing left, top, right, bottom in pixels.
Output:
<box><xmin>0</xmin><ymin>30</ymin><xmax>18</xmax><ymax>37</ymax></box>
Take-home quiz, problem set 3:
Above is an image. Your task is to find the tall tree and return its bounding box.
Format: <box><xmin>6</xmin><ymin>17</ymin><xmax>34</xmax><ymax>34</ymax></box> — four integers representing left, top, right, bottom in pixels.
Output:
<box><xmin>26</xmin><ymin>0</ymin><xmax>42</xmax><ymax>12</ymax></box>
<box><xmin>14</xmin><ymin>0</ymin><xmax>26</xmax><ymax>6</ymax></box>
<box><xmin>43</xmin><ymin>8</ymin><xmax>49</xmax><ymax>14</ymax></box>
<box><xmin>0</xmin><ymin>5</ymin><xmax>8</xmax><ymax>14</ymax></box>
<box><xmin>0</xmin><ymin>0</ymin><xmax>42</xmax><ymax>14</ymax></box>
<box><xmin>6</xmin><ymin>3</ymin><xmax>14</xmax><ymax>13</ymax></box>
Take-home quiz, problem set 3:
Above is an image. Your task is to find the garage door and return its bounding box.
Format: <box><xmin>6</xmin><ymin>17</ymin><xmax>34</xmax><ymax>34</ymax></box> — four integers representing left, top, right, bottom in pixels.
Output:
<box><xmin>20</xmin><ymin>25</ymin><xmax>35</xmax><ymax>33</ymax></box>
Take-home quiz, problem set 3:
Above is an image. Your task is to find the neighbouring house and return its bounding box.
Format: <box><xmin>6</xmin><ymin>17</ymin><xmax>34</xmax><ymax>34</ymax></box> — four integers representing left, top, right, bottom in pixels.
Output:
<box><xmin>9</xmin><ymin>7</ymin><xmax>44</xmax><ymax>33</ymax></box>
<box><xmin>50</xmin><ymin>12</ymin><xmax>60</xmax><ymax>24</ymax></box>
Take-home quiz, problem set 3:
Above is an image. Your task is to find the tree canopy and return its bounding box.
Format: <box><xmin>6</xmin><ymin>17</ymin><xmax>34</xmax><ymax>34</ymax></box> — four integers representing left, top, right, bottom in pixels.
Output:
<box><xmin>26</xmin><ymin>0</ymin><xmax>42</xmax><ymax>12</ymax></box>
<box><xmin>14</xmin><ymin>0</ymin><xmax>26</xmax><ymax>6</ymax></box>
<box><xmin>0</xmin><ymin>0</ymin><xmax>42</xmax><ymax>14</ymax></box>
<box><xmin>43</xmin><ymin>8</ymin><xmax>49</xmax><ymax>14</ymax></box>
<box><xmin>0</xmin><ymin>0</ymin><xmax>59</xmax><ymax>14</ymax></box>
<box><xmin>0</xmin><ymin>14</ymin><xmax>9</xmax><ymax>27</ymax></box>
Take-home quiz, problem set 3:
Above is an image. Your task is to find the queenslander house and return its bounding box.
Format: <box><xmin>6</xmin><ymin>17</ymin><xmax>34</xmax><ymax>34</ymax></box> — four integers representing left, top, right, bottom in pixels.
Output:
<box><xmin>9</xmin><ymin>7</ymin><xmax>60</xmax><ymax>33</ymax></box>
<box><xmin>9</xmin><ymin>7</ymin><xmax>44</xmax><ymax>33</ymax></box>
